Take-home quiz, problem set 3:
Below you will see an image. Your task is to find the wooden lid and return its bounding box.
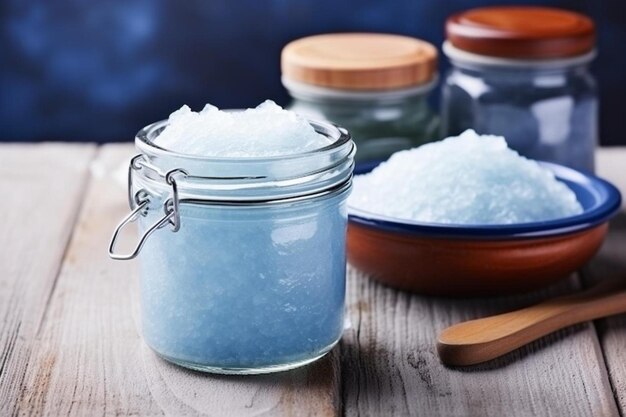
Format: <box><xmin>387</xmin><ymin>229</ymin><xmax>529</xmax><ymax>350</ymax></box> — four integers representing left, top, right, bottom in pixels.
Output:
<box><xmin>446</xmin><ymin>6</ymin><xmax>595</xmax><ymax>59</ymax></box>
<box><xmin>281</xmin><ymin>33</ymin><xmax>437</xmax><ymax>90</ymax></box>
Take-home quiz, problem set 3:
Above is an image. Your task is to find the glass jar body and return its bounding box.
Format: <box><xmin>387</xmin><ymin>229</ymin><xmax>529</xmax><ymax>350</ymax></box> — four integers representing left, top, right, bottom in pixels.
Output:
<box><xmin>441</xmin><ymin>60</ymin><xmax>597</xmax><ymax>172</ymax></box>
<box><xmin>286</xmin><ymin>86</ymin><xmax>439</xmax><ymax>162</ymax></box>
<box><xmin>122</xmin><ymin>117</ymin><xmax>355</xmax><ymax>374</ymax></box>
<box><xmin>138</xmin><ymin>191</ymin><xmax>348</xmax><ymax>373</ymax></box>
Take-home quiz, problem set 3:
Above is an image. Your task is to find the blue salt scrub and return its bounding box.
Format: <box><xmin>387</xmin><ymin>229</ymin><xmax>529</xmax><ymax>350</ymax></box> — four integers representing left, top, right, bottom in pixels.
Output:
<box><xmin>349</xmin><ymin>129</ymin><xmax>583</xmax><ymax>224</ymax></box>
<box><xmin>140</xmin><ymin>200</ymin><xmax>347</xmax><ymax>372</ymax></box>
<box><xmin>131</xmin><ymin>101</ymin><xmax>354</xmax><ymax>373</ymax></box>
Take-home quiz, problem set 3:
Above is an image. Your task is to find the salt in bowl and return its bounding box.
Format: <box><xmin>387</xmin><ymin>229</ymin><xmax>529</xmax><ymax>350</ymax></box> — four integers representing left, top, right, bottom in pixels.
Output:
<box><xmin>347</xmin><ymin>161</ymin><xmax>622</xmax><ymax>296</ymax></box>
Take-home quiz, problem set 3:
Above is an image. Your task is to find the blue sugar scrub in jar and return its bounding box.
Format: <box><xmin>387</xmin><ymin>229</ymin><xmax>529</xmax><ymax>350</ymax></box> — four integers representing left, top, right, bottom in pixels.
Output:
<box><xmin>109</xmin><ymin>101</ymin><xmax>355</xmax><ymax>374</ymax></box>
<box><xmin>282</xmin><ymin>33</ymin><xmax>439</xmax><ymax>163</ymax></box>
<box><xmin>441</xmin><ymin>6</ymin><xmax>598</xmax><ymax>173</ymax></box>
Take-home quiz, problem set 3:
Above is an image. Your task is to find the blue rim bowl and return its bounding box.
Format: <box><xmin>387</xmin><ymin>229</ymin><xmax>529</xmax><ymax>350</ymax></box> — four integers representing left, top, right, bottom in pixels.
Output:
<box><xmin>347</xmin><ymin>160</ymin><xmax>622</xmax><ymax>296</ymax></box>
<box><xmin>349</xmin><ymin>160</ymin><xmax>622</xmax><ymax>239</ymax></box>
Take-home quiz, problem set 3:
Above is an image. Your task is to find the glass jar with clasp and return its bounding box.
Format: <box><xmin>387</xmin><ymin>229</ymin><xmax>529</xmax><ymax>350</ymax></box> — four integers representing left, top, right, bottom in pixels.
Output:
<box><xmin>109</xmin><ymin>117</ymin><xmax>355</xmax><ymax>374</ymax></box>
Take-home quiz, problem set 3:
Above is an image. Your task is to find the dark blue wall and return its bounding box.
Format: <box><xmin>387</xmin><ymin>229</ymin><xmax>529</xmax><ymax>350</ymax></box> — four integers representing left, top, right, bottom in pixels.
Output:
<box><xmin>1</xmin><ymin>0</ymin><xmax>624</xmax><ymax>145</ymax></box>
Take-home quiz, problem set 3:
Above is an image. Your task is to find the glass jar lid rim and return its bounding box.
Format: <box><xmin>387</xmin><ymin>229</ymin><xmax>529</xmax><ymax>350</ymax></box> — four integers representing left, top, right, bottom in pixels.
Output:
<box><xmin>446</xmin><ymin>6</ymin><xmax>595</xmax><ymax>59</ymax></box>
<box><xmin>281</xmin><ymin>33</ymin><xmax>437</xmax><ymax>90</ymax></box>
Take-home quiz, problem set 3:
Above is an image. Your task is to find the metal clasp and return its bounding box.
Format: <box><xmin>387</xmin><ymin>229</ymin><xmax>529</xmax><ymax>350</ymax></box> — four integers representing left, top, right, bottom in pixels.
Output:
<box><xmin>108</xmin><ymin>157</ymin><xmax>188</xmax><ymax>260</ymax></box>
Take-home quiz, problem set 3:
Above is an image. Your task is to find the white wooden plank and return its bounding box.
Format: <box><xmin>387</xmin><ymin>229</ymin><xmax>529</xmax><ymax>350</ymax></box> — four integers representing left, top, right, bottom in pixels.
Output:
<box><xmin>585</xmin><ymin>148</ymin><xmax>626</xmax><ymax>414</ymax></box>
<box><xmin>341</xmin><ymin>269</ymin><xmax>619</xmax><ymax>417</ymax></box>
<box><xmin>581</xmin><ymin>213</ymin><xmax>626</xmax><ymax>415</ymax></box>
<box><xmin>17</xmin><ymin>144</ymin><xmax>340</xmax><ymax>417</ymax></box>
<box><xmin>0</xmin><ymin>143</ymin><xmax>96</xmax><ymax>416</ymax></box>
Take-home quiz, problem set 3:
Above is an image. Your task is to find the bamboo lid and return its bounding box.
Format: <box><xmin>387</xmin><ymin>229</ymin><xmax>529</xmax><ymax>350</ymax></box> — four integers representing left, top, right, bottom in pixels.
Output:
<box><xmin>281</xmin><ymin>33</ymin><xmax>437</xmax><ymax>90</ymax></box>
<box><xmin>446</xmin><ymin>6</ymin><xmax>595</xmax><ymax>59</ymax></box>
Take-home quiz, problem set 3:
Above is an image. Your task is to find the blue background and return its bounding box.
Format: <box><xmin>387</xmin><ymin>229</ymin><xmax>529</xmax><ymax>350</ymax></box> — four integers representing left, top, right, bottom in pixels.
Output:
<box><xmin>1</xmin><ymin>0</ymin><xmax>624</xmax><ymax>145</ymax></box>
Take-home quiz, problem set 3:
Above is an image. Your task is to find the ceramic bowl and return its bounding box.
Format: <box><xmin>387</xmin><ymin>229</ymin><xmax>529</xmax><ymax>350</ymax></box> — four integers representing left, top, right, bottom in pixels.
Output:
<box><xmin>347</xmin><ymin>161</ymin><xmax>622</xmax><ymax>296</ymax></box>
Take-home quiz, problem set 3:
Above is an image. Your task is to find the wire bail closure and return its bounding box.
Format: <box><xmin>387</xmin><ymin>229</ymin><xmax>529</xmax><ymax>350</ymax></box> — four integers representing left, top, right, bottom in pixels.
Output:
<box><xmin>108</xmin><ymin>156</ymin><xmax>188</xmax><ymax>260</ymax></box>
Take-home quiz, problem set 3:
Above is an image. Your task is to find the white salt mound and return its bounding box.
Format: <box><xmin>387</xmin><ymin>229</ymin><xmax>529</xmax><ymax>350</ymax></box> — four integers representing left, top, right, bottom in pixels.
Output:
<box><xmin>349</xmin><ymin>130</ymin><xmax>583</xmax><ymax>225</ymax></box>
<box><xmin>155</xmin><ymin>100</ymin><xmax>331</xmax><ymax>157</ymax></box>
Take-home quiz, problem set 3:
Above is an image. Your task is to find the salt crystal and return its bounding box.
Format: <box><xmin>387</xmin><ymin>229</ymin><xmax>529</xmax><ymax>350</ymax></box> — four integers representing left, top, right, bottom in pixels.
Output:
<box><xmin>155</xmin><ymin>100</ymin><xmax>331</xmax><ymax>157</ymax></box>
<box><xmin>349</xmin><ymin>129</ymin><xmax>583</xmax><ymax>224</ymax></box>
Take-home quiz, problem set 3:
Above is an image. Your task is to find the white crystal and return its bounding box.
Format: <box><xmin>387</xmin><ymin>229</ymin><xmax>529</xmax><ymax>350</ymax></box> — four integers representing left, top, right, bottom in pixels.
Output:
<box><xmin>155</xmin><ymin>100</ymin><xmax>331</xmax><ymax>157</ymax></box>
<box><xmin>349</xmin><ymin>129</ymin><xmax>583</xmax><ymax>225</ymax></box>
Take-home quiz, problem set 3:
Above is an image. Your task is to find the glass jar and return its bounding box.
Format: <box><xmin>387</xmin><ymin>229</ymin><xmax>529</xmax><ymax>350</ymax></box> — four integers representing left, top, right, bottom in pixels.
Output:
<box><xmin>282</xmin><ymin>33</ymin><xmax>439</xmax><ymax>162</ymax></box>
<box><xmin>284</xmin><ymin>79</ymin><xmax>438</xmax><ymax>163</ymax></box>
<box><xmin>440</xmin><ymin>7</ymin><xmax>597</xmax><ymax>172</ymax></box>
<box><xmin>109</xmin><ymin>118</ymin><xmax>355</xmax><ymax>374</ymax></box>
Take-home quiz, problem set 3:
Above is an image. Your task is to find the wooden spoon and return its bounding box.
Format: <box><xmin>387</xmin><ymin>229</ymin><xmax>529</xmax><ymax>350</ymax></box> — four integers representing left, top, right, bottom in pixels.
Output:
<box><xmin>437</xmin><ymin>279</ymin><xmax>626</xmax><ymax>366</ymax></box>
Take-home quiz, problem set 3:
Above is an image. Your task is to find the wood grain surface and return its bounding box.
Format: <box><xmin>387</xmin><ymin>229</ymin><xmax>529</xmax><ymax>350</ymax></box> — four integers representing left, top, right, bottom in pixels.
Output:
<box><xmin>587</xmin><ymin>148</ymin><xmax>626</xmax><ymax>416</ymax></box>
<box><xmin>0</xmin><ymin>144</ymin><xmax>96</xmax><ymax>417</ymax></box>
<box><xmin>341</xmin><ymin>269</ymin><xmax>618</xmax><ymax>417</ymax></box>
<box><xmin>0</xmin><ymin>144</ymin><xmax>625</xmax><ymax>416</ymax></box>
<box><xmin>581</xmin><ymin>214</ymin><xmax>626</xmax><ymax>416</ymax></box>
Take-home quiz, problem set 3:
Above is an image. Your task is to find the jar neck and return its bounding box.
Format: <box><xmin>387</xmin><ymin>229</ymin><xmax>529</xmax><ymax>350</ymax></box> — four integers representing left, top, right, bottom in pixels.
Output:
<box><xmin>443</xmin><ymin>41</ymin><xmax>595</xmax><ymax>76</ymax></box>
<box><xmin>451</xmin><ymin>62</ymin><xmax>592</xmax><ymax>79</ymax></box>
<box><xmin>282</xmin><ymin>77</ymin><xmax>436</xmax><ymax>109</ymax></box>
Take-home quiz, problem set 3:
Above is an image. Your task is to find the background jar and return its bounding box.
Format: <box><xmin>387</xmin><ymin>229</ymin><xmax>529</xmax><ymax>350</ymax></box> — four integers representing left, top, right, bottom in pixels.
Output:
<box><xmin>440</xmin><ymin>6</ymin><xmax>598</xmax><ymax>173</ymax></box>
<box><xmin>282</xmin><ymin>33</ymin><xmax>439</xmax><ymax>163</ymax></box>
<box><xmin>109</xmin><ymin>118</ymin><xmax>355</xmax><ymax>374</ymax></box>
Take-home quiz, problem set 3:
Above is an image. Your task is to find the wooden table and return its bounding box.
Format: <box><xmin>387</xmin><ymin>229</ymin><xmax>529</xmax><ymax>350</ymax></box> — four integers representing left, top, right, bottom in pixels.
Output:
<box><xmin>1</xmin><ymin>143</ymin><xmax>625</xmax><ymax>417</ymax></box>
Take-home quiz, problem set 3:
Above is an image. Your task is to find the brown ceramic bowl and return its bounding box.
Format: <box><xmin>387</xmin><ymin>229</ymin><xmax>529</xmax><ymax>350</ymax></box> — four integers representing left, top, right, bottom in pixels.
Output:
<box><xmin>347</xmin><ymin>162</ymin><xmax>622</xmax><ymax>296</ymax></box>
<box><xmin>348</xmin><ymin>222</ymin><xmax>608</xmax><ymax>296</ymax></box>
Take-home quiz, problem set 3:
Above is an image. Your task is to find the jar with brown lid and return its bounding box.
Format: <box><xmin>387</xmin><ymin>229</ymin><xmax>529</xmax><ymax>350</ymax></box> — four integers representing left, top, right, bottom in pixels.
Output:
<box><xmin>441</xmin><ymin>6</ymin><xmax>598</xmax><ymax>172</ymax></box>
<box><xmin>282</xmin><ymin>33</ymin><xmax>439</xmax><ymax>162</ymax></box>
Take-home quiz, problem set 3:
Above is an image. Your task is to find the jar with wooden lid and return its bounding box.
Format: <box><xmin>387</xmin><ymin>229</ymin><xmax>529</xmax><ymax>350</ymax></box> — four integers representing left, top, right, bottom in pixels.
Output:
<box><xmin>441</xmin><ymin>6</ymin><xmax>597</xmax><ymax>172</ymax></box>
<box><xmin>282</xmin><ymin>33</ymin><xmax>439</xmax><ymax>162</ymax></box>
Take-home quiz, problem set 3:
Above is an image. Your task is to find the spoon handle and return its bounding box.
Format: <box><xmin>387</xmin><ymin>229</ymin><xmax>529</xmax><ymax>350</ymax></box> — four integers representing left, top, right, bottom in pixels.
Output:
<box><xmin>437</xmin><ymin>280</ymin><xmax>626</xmax><ymax>366</ymax></box>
